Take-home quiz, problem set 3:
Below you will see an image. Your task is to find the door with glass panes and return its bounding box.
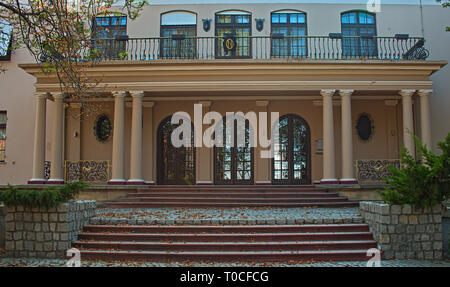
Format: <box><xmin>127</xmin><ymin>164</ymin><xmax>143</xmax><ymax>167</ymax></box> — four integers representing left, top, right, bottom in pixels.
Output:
<box><xmin>272</xmin><ymin>114</ymin><xmax>311</xmax><ymax>185</ymax></box>
<box><xmin>214</xmin><ymin>117</ymin><xmax>254</xmax><ymax>185</ymax></box>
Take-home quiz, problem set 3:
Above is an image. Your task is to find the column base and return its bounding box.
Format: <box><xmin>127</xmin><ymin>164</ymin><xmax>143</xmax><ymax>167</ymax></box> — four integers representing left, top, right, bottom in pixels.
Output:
<box><xmin>28</xmin><ymin>179</ymin><xmax>47</xmax><ymax>185</ymax></box>
<box><xmin>127</xmin><ymin>179</ymin><xmax>145</xmax><ymax>185</ymax></box>
<box><xmin>340</xmin><ymin>178</ymin><xmax>358</xmax><ymax>184</ymax></box>
<box><xmin>108</xmin><ymin>179</ymin><xmax>127</xmax><ymax>185</ymax></box>
<box><xmin>46</xmin><ymin>179</ymin><xmax>65</xmax><ymax>185</ymax></box>
<box><xmin>196</xmin><ymin>181</ymin><xmax>213</xmax><ymax>185</ymax></box>
<box><xmin>320</xmin><ymin>178</ymin><xmax>340</xmax><ymax>184</ymax></box>
<box><xmin>255</xmin><ymin>181</ymin><xmax>272</xmax><ymax>185</ymax></box>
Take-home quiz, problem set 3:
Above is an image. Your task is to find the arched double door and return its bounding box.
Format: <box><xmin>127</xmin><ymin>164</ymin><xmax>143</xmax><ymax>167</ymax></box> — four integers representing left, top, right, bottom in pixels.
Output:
<box><xmin>272</xmin><ymin>114</ymin><xmax>311</xmax><ymax>185</ymax></box>
<box><xmin>214</xmin><ymin>117</ymin><xmax>254</xmax><ymax>185</ymax></box>
<box><xmin>157</xmin><ymin>116</ymin><xmax>195</xmax><ymax>185</ymax></box>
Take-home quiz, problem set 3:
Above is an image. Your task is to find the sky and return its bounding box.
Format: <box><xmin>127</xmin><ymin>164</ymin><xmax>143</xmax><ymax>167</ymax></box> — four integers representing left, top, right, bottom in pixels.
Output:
<box><xmin>145</xmin><ymin>0</ymin><xmax>441</xmax><ymax>5</ymax></box>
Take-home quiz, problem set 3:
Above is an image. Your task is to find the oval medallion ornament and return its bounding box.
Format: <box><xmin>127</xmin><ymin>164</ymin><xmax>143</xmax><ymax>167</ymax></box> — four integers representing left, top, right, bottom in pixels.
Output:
<box><xmin>356</xmin><ymin>113</ymin><xmax>373</xmax><ymax>141</ymax></box>
<box><xmin>94</xmin><ymin>114</ymin><xmax>112</xmax><ymax>142</ymax></box>
<box><xmin>223</xmin><ymin>34</ymin><xmax>237</xmax><ymax>54</ymax></box>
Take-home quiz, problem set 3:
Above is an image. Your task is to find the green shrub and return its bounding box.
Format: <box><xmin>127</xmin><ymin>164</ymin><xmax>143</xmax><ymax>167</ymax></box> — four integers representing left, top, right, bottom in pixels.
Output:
<box><xmin>378</xmin><ymin>132</ymin><xmax>450</xmax><ymax>209</ymax></box>
<box><xmin>0</xmin><ymin>181</ymin><xmax>89</xmax><ymax>209</ymax></box>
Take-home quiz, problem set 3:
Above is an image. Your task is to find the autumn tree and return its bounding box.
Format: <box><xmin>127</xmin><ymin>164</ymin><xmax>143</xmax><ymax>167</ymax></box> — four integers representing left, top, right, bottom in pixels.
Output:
<box><xmin>437</xmin><ymin>0</ymin><xmax>450</xmax><ymax>31</ymax></box>
<box><xmin>0</xmin><ymin>0</ymin><xmax>146</xmax><ymax>114</ymax></box>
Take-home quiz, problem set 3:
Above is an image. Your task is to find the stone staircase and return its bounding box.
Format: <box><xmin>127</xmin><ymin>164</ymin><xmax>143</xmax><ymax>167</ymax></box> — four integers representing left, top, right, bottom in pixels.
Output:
<box><xmin>73</xmin><ymin>186</ymin><xmax>373</xmax><ymax>263</ymax></box>
<box><xmin>73</xmin><ymin>224</ymin><xmax>376</xmax><ymax>262</ymax></box>
<box><xmin>108</xmin><ymin>186</ymin><xmax>359</xmax><ymax>208</ymax></box>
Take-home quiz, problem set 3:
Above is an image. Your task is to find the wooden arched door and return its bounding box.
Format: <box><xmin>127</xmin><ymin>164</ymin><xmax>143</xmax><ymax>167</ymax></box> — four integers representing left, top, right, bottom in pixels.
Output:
<box><xmin>157</xmin><ymin>116</ymin><xmax>195</xmax><ymax>185</ymax></box>
<box><xmin>272</xmin><ymin>114</ymin><xmax>311</xmax><ymax>185</ymax></box>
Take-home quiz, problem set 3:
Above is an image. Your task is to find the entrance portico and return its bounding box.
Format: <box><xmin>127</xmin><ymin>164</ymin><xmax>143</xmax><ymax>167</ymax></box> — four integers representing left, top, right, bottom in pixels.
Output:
<box><xmin>22</xmin><ymin>60</ymin><xmax>444</xmax><ymax>186</ymax></box>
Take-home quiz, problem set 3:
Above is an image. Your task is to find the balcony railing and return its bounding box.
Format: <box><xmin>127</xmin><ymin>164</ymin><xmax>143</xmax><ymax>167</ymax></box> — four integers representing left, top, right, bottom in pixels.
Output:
<box><xmin>89</xmin><ymin>34</ymin><xmax>429</xmax><ymax>62</ymax></box>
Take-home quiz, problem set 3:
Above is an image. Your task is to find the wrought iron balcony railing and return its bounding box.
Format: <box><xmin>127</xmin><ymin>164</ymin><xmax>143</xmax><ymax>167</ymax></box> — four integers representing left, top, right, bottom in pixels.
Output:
<box><xmin>89</xmin><ymin>34</ymin><xmax>429</xmax><ymax>62</ymax></box>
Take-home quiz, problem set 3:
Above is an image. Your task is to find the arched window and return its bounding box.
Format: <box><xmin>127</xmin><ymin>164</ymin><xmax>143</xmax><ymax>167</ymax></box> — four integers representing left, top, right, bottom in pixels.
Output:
<box><xmin>215</xmin><ymin>10</ymin><xmax>252</xmax><ymax>58</ymax></box>
<box><xmin>271</xmin><ymin>10</ymin><xmax>307</xmax><ymax>58</ymax></box>
<box><xmin>341</xmin><ymin>11</ymin><xmax>377</xmax><ymax>58</ymax></box>
<box><xmin>0</xmin><ymin>20</ymin><xmax>13</xmax><ymax>61</ymax></box>
<box><xmin>160</xmin><ymin>11</ymin><xmax>197</xmax><ymax>59</ymax></box>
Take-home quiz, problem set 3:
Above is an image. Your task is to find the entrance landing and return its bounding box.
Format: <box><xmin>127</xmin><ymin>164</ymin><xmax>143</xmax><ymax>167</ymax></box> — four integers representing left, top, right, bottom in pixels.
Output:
<box><xmin>107</xmin><ymin>185</ymin><xmax>359</xmax><ymax>208</ymax></box>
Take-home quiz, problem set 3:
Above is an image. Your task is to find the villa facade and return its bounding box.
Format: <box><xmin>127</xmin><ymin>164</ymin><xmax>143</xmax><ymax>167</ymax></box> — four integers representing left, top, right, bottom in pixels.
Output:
<box><xmin>0</xmin><ymin>1</ymin><xmax>449</xmax><ymax>188</ymax></box>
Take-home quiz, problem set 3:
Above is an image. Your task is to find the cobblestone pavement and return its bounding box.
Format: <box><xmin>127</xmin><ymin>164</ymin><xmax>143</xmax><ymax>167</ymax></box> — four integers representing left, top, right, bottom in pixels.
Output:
<box><xmin>0</xmin><ymin>257</ymin><xmax>449</xmax><ymax>267</ymax></box>
<box><xmin>92</xmin><ymin>207</ymin><xmax>362</xmax><ymax>225</ymax></box>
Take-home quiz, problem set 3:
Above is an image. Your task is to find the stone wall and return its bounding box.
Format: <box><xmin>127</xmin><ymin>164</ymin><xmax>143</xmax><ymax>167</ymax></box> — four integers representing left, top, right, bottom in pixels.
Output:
<box><xmin>360</xmin><ymin>201</ymin><xmax>444</xmax><ymax>260</ymax></box>
<box><xmin>5</xmin><ymin>200</ymin><xmax>96</xmax><ymax>259</ymax></box>
<box><xmin>0</xmin><ymin>204</ymin><xmax>6</xmax><ymax>250</ymax></box>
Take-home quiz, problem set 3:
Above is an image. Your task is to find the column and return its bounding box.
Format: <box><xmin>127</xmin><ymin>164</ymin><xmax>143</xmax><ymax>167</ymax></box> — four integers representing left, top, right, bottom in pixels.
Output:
<box><xmin>255</xmin><ymin>100</ymin><xmax>271</xmax><ymax>185</ymax></box>
<box><xmin>48</xmin><ymin>93</ymin><xmax>65</xmax><ymax>184</ymax></box>
<box><xmin>128</xmin><ymin>91</ymin><xmax>144</xmax><ymax>184</ymax></box>
<box><xmin>29</xmin><ymin>93</ymin><xmax>48</xmax><ymax>184</ymax></box>
<box><xmin>339</xmin><ymin>90</ymin><xmax>357</xmax><ymax>184</ymax></box>
<box><xmin>196</xmin><ymin>101</ymin><xmax>213</xmax><ymax>185</ymax></box>
<box><xmin>109</xmin><ymin>91</ymin><xmax>126</xmax><ymax>184</ymax></box>
<box><xmin>142</xmin><ymin>102</ymin><xmax>155</xmax><ymax>185</ymax></box>
<box><xmin>418</xmin><ymin>89</ymin><xmax>433</xmax><ymax>149</ymax></box>
<box><xmin>320</xmin><ymin>89</ymin><xmax>338</xmax><ymax>184</ymax></box>
<box><xmin>399</xmin><ymin>90</ymin><xmax>416</xmax><ymax>155</ymax></box>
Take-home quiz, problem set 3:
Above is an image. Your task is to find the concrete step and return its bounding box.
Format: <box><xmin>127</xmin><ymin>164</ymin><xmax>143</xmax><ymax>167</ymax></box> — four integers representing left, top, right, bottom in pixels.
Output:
<box><xmin>82</xmin><ymin>224</ymin><xmax>370</xmax><ymax>234</ymax></box>
<box><xmin>77</xmin><ymin>249</ymin><xmax>372</xmax><ymax>262</ymax></box>
<box><xmin>118</xmin><ymin>197</ymin><xmax>348</xmax><ymax>203</ymax></box>
<box><xmin>73</xmin><ymin>240</ymin><xmax>377</xmax><ymax>252</ymax></box>
<box><xmin>108</xmin><ymin>201</ymin><xmax>359</xmax><ymax>208</ymax></box>
<box><xmin>126</xmin><ymin>192</ymin><xmax>338</xmax><ymax>198</ymax></box>
<box><xmin>77</xmin><ymin>231</ymin><xmax>373</xmax><ymax>242</ymax></box>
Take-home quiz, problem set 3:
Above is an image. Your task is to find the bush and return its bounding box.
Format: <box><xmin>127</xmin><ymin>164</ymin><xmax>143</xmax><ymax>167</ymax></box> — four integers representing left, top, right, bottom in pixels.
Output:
<box><xmin>0</xmin><ymin>181</ymin><xmax>89</xmax><ymax>209</ymax></box>
<box><xmin>378</xmin><ymin>132</ymin><xmax>450</xmax><ymax>209</ymax></box>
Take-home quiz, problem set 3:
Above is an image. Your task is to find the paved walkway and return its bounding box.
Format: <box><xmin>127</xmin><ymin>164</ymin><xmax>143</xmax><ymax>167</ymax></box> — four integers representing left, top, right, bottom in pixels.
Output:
<box><xmin>92</xmin><ymin>207</ymin><xmax>362</xmax><ymax>225</ymax></box>
<box><xmin>0</xmin><ymin>257</ymin><xmax>449</xmax><ymax>267</ymax></box>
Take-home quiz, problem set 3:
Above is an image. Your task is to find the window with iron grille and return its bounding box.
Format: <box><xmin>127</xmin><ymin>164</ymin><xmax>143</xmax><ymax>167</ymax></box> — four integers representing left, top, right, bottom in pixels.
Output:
<box><xmin>0</xmin><ymin>112</ymin><xmax>6</xmax><ymax>162</ymax></box>
<box><xmin>160</xmin><ymin>12</ymin><xmax>197</xmax><ymax>59</ymax></box>
<box><xmin>271</xmin><ymin>11</ymin><xmax>307</xmax><ymax>58</ymax></box>
<box><xmin>215</xmin><ymin>12</ymin><xmax>252</xmax><ymax>58</ymax></box>
<box><xmin>341</xmin><ymin>11</ymin><xmax>377</xmax><ymax>58</ymax></box>
<box><xmin>92</xmin><ymin>16</ymin><xmax>127</xmax><ymax>60</ymax></box>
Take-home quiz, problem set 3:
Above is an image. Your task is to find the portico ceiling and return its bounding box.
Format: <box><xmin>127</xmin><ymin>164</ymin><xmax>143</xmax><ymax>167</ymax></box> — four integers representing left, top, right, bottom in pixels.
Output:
<box><xmin>20</xmin><ymin>59</ymin><xmax>447</xmax><ymax>94</ymax></box>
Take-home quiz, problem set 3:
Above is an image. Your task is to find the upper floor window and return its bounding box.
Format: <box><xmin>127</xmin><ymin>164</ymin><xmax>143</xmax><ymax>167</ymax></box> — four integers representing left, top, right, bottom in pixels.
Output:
<box><xmin>0</xmin><ymin>20</ymin><xmax>12</xmax><ymax>61</ymax></box>
<box><xmin>271</xmin><ymin>10</ymin><xmax>307</xmax><ymax>58</ymax></box>
<box><xmin>215</xmin><ymin>10</ymin><xmax>251</xmax><ymax>58</ymax></box>
<box><xmin>0</xmin><ymin>111</ymin><xmax>6</xmax><ymax>162</ymax></box>
<box><xmin>341</xmin><ymin>11</ymin><xmax>377</xmax><ymax>58</ymax></box>
<box><xmin>92</xmin><ymin>15</ymin><xmax>127</xmax><ymax>59</ymax></box>
<box><xmin>160</xmin><ymin>11</ymin><xmax>197</xmax><ymax>59</ymax></box>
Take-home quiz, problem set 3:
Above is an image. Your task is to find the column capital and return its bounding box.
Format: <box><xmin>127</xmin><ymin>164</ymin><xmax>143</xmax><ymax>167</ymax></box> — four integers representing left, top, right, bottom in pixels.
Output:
<box><xmin>112</xmin><ymin>91</ymin><xmax>127</xmax><ymax>98</ymax></box>
<box><xmin>69</xmin><ymin>103</ymin><xmax>82</xmax><ymax>109</ymax></box>
<box><xmin>256</xmin><ymin>100</ymin><xmax>269</xmax><ymax>107</ymax></box>
<box><xmin>399</xmin><ymin>89</ymin><xmax>416</xmax><ymax>97</ymax></box>
<box><xmin>320</xmin><ymin>89</ymin><xmax>336</xmax><ymax>97</ymax></box>
<box><xmin>417</xmin><ymin>89</ymin><xmax>433</xmax><ymax>97</ymax></box>
<box><xmin>52</xmin><ymin>92</ymin><xmax>65</xmax><ymax>100</ymax></box>
<box><xmin>129</xmin><ymin>91</ymin><xmax>145</xmax><ymax>98</ymax></box>
<box><xmin>384</xmin><ymin>100</ymin><xmax>398</xmax><ymax>106</ymax></box>
<box><xmin>338</xmin><ymin>90</ymin><xmax>354</xmax><ymax>97</ymax></box>
<box><xmin>35</xmin><ymin>92</ymin><xmax>49</xmax><ymax>100</ymax></box>
<box><xmin>198</xmin><ymin>101</ymin><xmax>212</xmax><ymax>108</ymax></box>
<box><xmin>143</xmin><ymin>102</ymin><xmax>155</xmax><ymax>108</ymax></box>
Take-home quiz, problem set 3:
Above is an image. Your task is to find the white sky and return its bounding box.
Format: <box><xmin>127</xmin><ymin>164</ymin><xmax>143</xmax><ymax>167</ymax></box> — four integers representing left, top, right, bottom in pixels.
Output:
<box><xmin>145</xmin><ymin>0</ymin><xmax>441</xmax><ymax>5</ymax></box>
